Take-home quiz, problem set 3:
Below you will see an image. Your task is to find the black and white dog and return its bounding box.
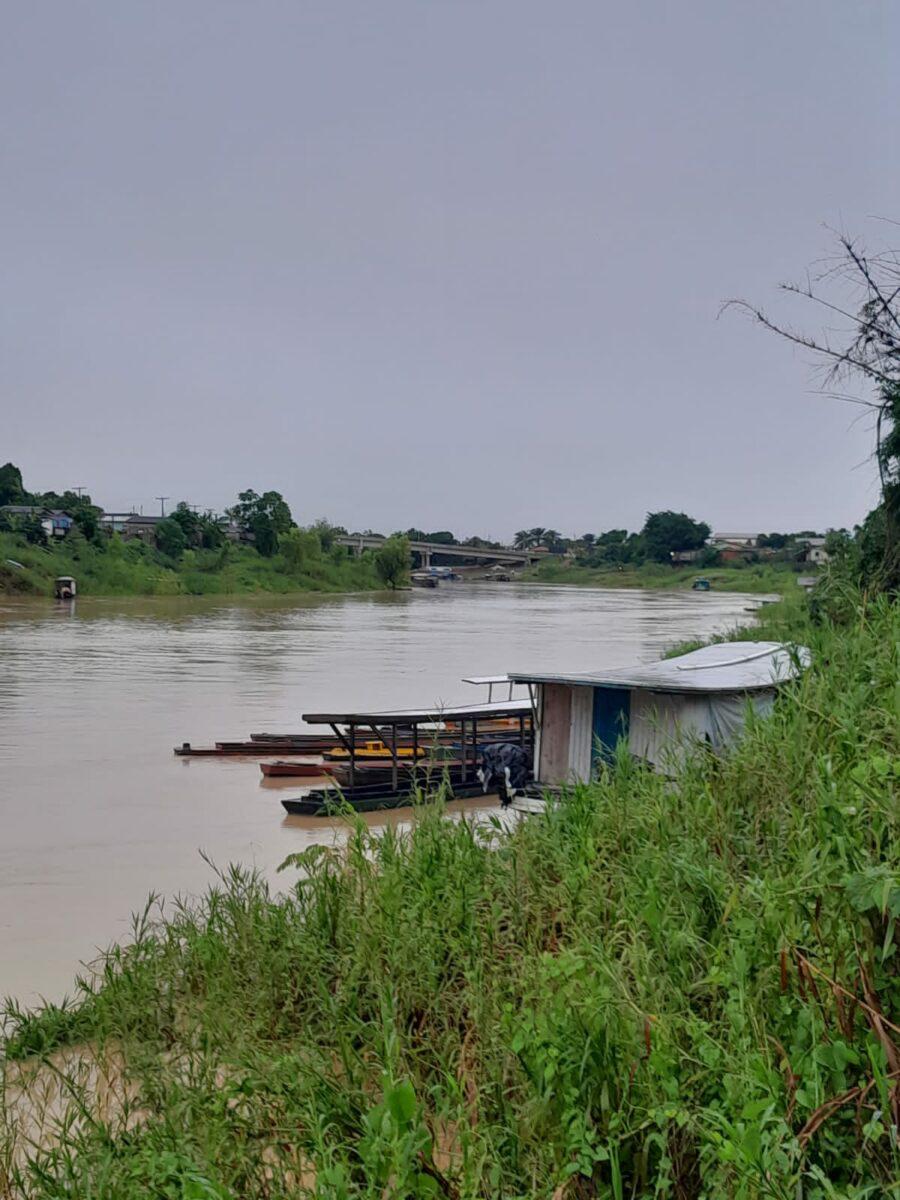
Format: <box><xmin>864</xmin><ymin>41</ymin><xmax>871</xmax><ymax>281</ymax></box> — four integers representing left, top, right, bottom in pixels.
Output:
<box><xmin>477</xmin><ymin>742</ymin><xmax>531</xmax><ymax>807</ymax></box>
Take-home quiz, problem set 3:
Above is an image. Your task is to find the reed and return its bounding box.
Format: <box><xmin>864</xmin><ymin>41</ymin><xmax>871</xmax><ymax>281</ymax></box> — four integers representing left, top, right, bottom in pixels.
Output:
<box><xmin>2</xmin><ymin>594</ymin><xmax>898</xmax><ymax>1197</ymax></box>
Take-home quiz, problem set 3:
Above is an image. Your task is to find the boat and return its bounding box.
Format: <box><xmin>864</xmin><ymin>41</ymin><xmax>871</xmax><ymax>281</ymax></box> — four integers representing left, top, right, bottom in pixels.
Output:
<box><xmin>175</xmin><ymin>739</ymin><xmax>346</xmax><ymax>757</ymax></box>
<box><xmin>260</xmin><ymin>760</ymin><xmax>336</xmax><ymax>778</ymax></box>
<box><xmin>325</xmin><ymin>739</ymin><xmax>427</xmax><ymax>761</ymax></box>
<box><xmin>281</xmin><ymin>778</ymin><xmax>493</xmax><ymax>817</ymax></box>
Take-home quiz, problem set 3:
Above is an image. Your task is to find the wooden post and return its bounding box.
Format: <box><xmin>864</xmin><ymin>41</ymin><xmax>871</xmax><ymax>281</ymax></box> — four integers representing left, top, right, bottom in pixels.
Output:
<box><xmin>412</xmin><ymin>721</ymin><xmax>419</xmax><ymax>794</ymax></box>
<box><xmin>391</xmin><ymin>722</ymin><xmax>398</xmax><ymax>792</ymax></box>
<box><xmin>331</xmin><ymin>722</ymin><xmax>355</xmax><ymax>790</ymax></box>
<box><xmin>472</xmin><ymin>718</ymin><xmax>478</xmax><ymax>792</ymax></box>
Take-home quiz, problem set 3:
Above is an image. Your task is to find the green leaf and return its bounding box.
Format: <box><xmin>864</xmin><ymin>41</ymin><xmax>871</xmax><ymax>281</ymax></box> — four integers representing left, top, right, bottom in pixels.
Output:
<box><xmin>386</xmin><ymin>1079</ymin><xmax>417</xmax><ymax>1126</ymax></box>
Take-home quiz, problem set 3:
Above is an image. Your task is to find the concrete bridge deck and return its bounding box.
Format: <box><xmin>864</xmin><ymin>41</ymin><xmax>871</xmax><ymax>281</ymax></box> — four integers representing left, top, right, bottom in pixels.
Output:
<box><xmin>336</xmin><ymin>535</ymin><xmax>539</xmax><ymax>567</ymax></box>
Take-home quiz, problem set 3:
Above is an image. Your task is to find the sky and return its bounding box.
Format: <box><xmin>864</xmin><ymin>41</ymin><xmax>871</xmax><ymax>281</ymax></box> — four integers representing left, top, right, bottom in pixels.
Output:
<box><xmin>2</xmin><ymin>2</ymin><xmax>898</xmax><ymax>540</ymax></box>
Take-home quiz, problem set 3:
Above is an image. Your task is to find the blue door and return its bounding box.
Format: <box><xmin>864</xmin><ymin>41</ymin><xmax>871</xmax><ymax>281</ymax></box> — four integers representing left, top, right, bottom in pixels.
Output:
<box><xmin>591</xmin><ymin>687</ymin><xmax>630</xmax><ymax>766</ymax></box>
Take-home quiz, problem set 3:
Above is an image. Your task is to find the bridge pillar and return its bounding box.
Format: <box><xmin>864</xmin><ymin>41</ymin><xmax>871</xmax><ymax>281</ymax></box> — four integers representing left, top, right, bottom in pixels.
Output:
<box><xmin>421</xmin><ymin>549</ymin><xmax>431</xmax><ymax>568</ymax></box>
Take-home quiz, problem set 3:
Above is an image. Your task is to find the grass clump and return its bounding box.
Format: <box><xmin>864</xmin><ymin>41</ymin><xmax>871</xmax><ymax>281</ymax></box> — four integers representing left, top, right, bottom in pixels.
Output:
<box><xmin>525</xmin><ymin>559</ymin><xmax>808</xmax><ymax>595</ymax></box>
<box><xmin>2</xmin><ymin>596</ymin><xmax>899</xmax><ymax>1197</ymax></box>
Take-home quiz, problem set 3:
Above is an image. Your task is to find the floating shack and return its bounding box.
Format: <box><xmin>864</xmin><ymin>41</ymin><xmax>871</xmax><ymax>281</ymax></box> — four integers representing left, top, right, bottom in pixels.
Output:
<box><xmin>509</xmin><ymin>641</ymin><xmax>808</xmax><ymax>785</ymax></box>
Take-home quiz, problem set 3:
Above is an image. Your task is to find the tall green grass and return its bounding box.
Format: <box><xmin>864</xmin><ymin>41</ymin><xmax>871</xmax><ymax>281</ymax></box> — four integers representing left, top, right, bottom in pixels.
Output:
<box><xmin>525</xmin><ymin>559</ymin><xmax>808</xmax><ymax>595</ymax></box>
<box><xmin>2</xmin><ymin>595</ymin><xmax>899</xmax><ymax>1197</ymax></box>
<box><xmin>0</xmin><ymin>533</ymin><xmax>382</xmax><ymax>597</ymax></box>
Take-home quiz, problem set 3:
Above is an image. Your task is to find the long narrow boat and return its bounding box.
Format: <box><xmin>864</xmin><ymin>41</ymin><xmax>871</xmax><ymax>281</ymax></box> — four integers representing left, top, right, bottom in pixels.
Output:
<box><xmin>281</xmin><ymin>780</ymin><xmax>492</xmax><ymax>817</ymax></box>
<box><xmin>260</xmin><ymin>760</ymin><xmax>336</xmax><ymax>778</ymax></box>
<box><xmin>175</xmin><ymin>740</ymin><xmax>343</xmax><ymax>757</ymax></box>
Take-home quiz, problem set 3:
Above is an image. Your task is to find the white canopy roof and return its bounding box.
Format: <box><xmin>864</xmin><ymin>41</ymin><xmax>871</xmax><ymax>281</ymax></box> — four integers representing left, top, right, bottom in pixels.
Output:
<box><xmin>509</xmin><ymin>641</ymin><xmax>809</xmax><ymax>695</ymax></box>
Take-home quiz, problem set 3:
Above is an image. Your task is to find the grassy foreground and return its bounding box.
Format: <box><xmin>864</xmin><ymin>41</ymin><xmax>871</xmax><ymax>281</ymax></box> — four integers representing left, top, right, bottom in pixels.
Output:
<box><xmin>524</xmin><ymin>560</ymin><xmax>807</xmax><ymax>595</ymax></box>
<box><xmin>0</xmin><ymin>533</ymin><xmax>381</xmax><ymax>597</ymax></box>
<box><xmin>2</xmin><ymin>596</ymin><xmax>900</xmax><ymax>1197</ymax></box>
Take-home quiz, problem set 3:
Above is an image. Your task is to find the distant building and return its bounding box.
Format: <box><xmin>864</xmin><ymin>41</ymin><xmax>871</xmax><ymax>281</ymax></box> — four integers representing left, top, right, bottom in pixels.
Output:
<box><xmin>711</xmin><ymin>532</ymin><xmax>760</xmax><ymax>548</ymax></box>
<box><xmin>671</xmin><ymin>549</ymin><xmax>704</xmax><ymax>564</ymax></box>
<box><xmin>1</xmin><ymin>505</ymin><xmax>73</xmax><ymax>538</ymax></box>
<box><xmin>217</xmin><ymin>517</ymin><xmax>243</xmax><ymax>543</ymax></box>
<box><xmin>718</xmin><ymin>546</ymin><xmax>758</xmax><ymax>563</ymax></box>
<box><xmin>800</xmin><ymin>537</ymin><xmax>829</xmax><ymax>565</ymax></box>
<box><xmin>122</xmin><ymin>513</ymin><xmax>166</xmax><ymax>541</ymax></box>
<box><xmin>100</xmin><ymin>511</ymin><xmax>137</xmax><ymax>535</ymax></box>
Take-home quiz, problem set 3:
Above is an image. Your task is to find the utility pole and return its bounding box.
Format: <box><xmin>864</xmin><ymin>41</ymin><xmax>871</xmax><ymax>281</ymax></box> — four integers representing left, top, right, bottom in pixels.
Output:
<box><xmin>71</xmin><ymin>486</ymin><xmax>86</xmax><ymax>498</ymax></box>
<box><xmin>156</xmin><ymin>496</ymin><xmax>170</xmax><ymax>517</ymax></box>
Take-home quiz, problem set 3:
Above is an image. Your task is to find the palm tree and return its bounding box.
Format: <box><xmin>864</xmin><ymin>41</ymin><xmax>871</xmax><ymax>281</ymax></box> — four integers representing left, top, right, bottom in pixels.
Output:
<box><xmin>513</xmin><ymin>530</ymin><xmax>532</xmax><ymax>549</ymax></box>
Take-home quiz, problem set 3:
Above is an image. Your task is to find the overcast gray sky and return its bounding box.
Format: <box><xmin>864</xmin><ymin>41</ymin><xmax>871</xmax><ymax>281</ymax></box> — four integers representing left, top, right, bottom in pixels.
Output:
<box><xmin>3</xmin><ymin>2</ymin><xmax>897</xmax><ymax>538</ymax></box>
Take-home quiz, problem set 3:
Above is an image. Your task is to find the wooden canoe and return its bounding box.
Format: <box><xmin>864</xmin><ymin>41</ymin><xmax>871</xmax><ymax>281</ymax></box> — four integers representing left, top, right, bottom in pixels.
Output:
<box><xmin>260</xmin><ymin>760</ymin><xmax>336</xmax><ymax>778</ymax></box>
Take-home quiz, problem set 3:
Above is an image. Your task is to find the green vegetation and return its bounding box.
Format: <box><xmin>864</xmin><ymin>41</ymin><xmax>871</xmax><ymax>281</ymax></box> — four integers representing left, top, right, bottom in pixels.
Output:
<box><xmin>0</xmin><ymin>469</ymin><xmax>386</xmax><ymax>596</ymax></box>
<box><xmin>0</xmin><ymin>530</ymin><xmax>382</xmax><ymax>597</ymax></box>
<box><xmin>641</xmin><ymin>511</ymin><xmax>711</xmax><ymax>563</ymax></box>
<box><xmin>374</xmin><ymin>535</ymin><xmax>411</xmax><ymax>590</ymax></box>
<box><xmin>524</xmin><ymin>558</ymin><xmax>806</xmax><ymax>595</ymax></box>
<box><xmin>3</xmin><ymin>586</ymin><xmax>899</xmax><ymax>1196</ymax></box>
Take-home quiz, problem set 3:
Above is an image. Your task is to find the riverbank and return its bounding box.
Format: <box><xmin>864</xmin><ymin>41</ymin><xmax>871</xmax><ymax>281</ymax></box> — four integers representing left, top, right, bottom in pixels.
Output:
<box><xmin>2</xmin><ymin>530</ymin><xmax>810</xmax><ymax>599</ymax></box>
<box><xmin>523</xmin><ymin>558</ymin><xmax>809</xmax><ymax>594</ymax></box>
<box><xmin>0</xmin><ymin>533</ymin><xmax>382</xmax><ymax>597</ymax></box>
<box><xmin>3</xmin><ymin>590</ymin><xmax>897</xmax><ymax>1195</ymax></box>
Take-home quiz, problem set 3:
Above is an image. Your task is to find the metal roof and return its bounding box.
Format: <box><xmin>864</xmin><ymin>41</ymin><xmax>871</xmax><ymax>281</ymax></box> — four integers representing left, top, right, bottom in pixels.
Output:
<box><xmin>509</xmin><ymin>641</ymin><xmax>809</xmax><ymax>695</ymax></box>
<box><xmin>302</xmin><ymin>698</ymin><xmax>531</xmax><ymax>726</ymax></box>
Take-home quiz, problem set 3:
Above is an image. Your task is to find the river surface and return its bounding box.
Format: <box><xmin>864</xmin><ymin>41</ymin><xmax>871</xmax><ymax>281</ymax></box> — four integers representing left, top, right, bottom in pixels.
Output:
<box><xmin>0</xmin><ymin>583</ymin><xmax>763</xmax><ymax>1003</ymax></box>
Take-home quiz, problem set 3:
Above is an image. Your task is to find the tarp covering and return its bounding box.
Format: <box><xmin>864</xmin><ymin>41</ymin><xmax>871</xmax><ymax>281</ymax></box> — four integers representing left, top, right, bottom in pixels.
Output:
<box><xmin>627</xmin><ymin>688</ymin><xmax>776</xmax><ymax>768</ymax></box>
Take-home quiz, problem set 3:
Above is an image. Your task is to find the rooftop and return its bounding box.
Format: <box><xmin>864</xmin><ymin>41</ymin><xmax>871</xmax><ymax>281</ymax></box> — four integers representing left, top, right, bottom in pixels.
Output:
<box><xmin>509</xmin><ymin>641</ymin><xmax>810</xmax><ymax>695</ymax></box>
<box><xmin>302</xmin><ymin>698</ymin><xmax>531</xmax><ymax>726</ymax></box>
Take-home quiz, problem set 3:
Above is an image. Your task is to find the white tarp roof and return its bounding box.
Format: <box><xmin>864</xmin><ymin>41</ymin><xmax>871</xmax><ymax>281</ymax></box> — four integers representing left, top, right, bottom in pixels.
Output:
<box><xmin>509</xmin><ymin>641</ymin><xmax>810</xmax><ymax>695</ymax></box>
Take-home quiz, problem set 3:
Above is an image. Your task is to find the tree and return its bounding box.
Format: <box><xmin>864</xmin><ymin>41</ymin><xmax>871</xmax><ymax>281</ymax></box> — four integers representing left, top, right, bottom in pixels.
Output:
<box><xmin>585</xmin><ymin>528</ymin><xmax>644</xmax><ymax>566</ymax></box>
<box><xmin>170</xmin><ymin>502</ymin><xmax>202</xmax><ymax>545</ymax></box>
<box><xmin>374</xmin><ymin>535</ymin><xmax>410</xmax><ymax>589</ymax></box>
<box><xmin>311</xmin><ymin>519</ymin><xmax>344</xmax><ymax>552</ymax></box>
<box><xmin>228</xmin><ymin>489</ymin><xmax>294</xmax><ymax>558</ymax></box>
<box><xmin>280</xmin><ymin>526</ymin><xmax>320</xmax><ymax>571</ymax></box>
<box><xmin>641</xmin><ymin>511</ymin><xmax>710</xmax><ymax>563</ymax></box>
<box><xmin>155</xmin><ymin>518</ymin><xmax>187</xmax><ymax>559</ymax></box>
<box><xmin>727</xmin><ymin>224</ymin><xmax>900</xmax><ymax>590</ymax></box>
<box><xmin>0</xmin><ymin>462</ymin><xmax>26</xmax><ymax>506</ymax></box>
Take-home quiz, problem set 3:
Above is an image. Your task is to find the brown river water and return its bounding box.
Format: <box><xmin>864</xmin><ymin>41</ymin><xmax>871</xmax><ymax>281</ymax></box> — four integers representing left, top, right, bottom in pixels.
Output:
<box><xmin>0</xmin><ymin>583</ymin><xmax>764</xmax><ymax>1004</ymax></box>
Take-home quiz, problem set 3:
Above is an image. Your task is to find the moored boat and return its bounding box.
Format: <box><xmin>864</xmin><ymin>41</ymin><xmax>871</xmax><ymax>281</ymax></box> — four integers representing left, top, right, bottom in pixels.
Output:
<box><xmin>260</xmin><ymin>760</ymin><xmax>336</xmax><ymax>778</ymax></box>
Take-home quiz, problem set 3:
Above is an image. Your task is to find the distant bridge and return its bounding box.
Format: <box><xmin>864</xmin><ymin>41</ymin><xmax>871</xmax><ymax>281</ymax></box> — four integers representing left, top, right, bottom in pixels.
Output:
<box><xmin>336</xmin><ymin>535</ymin><xmax>540</xmax><ymax>568</ymax></box>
